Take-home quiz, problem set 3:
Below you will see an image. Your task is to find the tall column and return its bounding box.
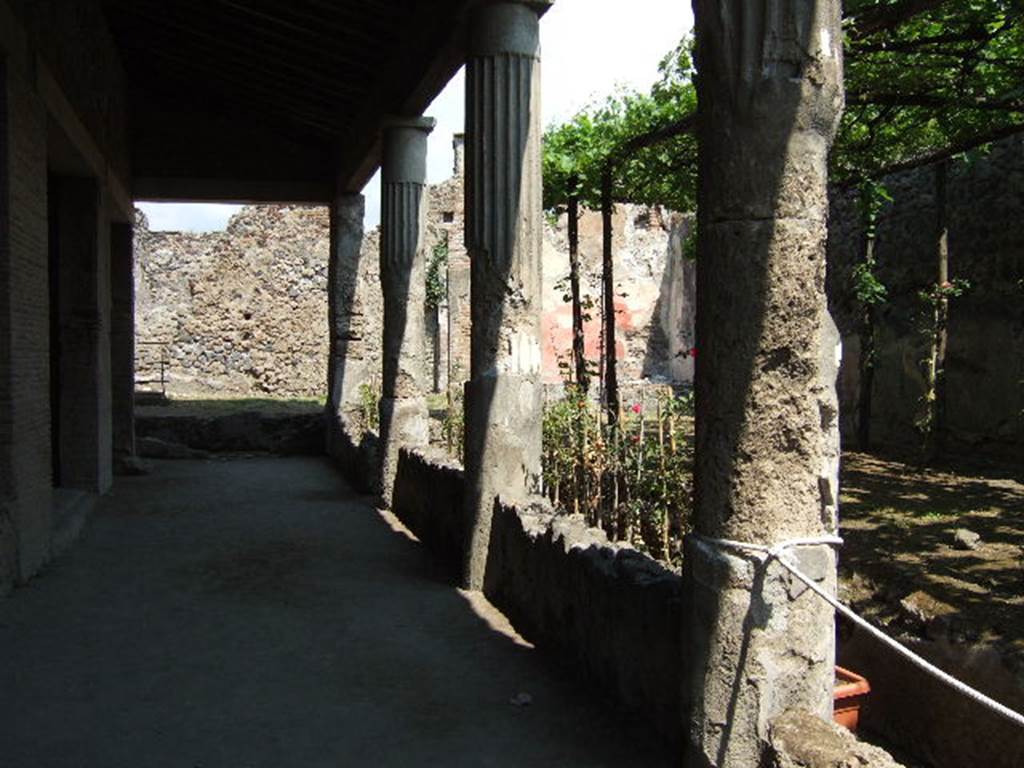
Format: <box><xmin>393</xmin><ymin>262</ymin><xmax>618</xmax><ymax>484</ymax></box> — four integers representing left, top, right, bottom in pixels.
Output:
<box><xmin>327</xmin><ymin>193</ymin><xmax>366</xmax><ymax>438</ymax></box>
<box><xmin>110</xmin><ymin>220</ymin><xmax>135</xmax><ymax>461</ymax></box>
<box><xmin>462</xmin><ymin>2</ymin><xmax>544</xmax><ymax>590</ymax></box>
<box><xmin>683</xmin><ymin>3</ymin><xmax>845</xmax><ymax>766</ymax></box>
<box><xmin>378</xmin><ymin>117</ymin><xmax>435</xmax><ymax>505</ymax></box>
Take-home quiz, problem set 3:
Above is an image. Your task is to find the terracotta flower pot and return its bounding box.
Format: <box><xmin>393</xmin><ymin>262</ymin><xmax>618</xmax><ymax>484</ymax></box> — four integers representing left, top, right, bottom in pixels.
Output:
<box><xmin>834</xmin><ymin>665</ymin><xmax>871</xmax><ymax>732</ymax></box>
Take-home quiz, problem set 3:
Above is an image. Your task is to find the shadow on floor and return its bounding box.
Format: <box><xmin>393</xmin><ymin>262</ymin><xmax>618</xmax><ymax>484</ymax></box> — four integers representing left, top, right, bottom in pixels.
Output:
<box><xmin>0</xmin><ymin>457</ymin><xmax>670</xmax><ymax>768</ymax></box>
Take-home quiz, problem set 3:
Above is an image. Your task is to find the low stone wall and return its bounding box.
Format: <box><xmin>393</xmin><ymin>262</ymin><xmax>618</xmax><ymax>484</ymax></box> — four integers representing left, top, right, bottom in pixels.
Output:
<box><xmin>766</xmin><ymin>710</ymin><xmax>902</xmax><ymax>767</ymax></box>
<box><xmin>485</xmin><ymin>497</ymin><xmax>684</xmax><ymax>749</ymax></box>
<box><xmin>326</xmin><ymin>415</ymin><xmax>379</xmax><ymax>496</ymax></box>
<box><xmin>388</xmin><ymin>448</ymin><xmax>934</xmax><ymax>763</ymax></box>
<box><xmin>391</xmin><ymin>449</ymin><xmax>467</xmax><ymax>579</ymax></box>
<box><xmin>838</xmin><ymin>625</ymin><xmax>1024</xmax><ymax>768</ymax></box>
<box><xmin>136</xmin><ymin>409</ymin><xmax>324</xmax><ymax>455</ymax></box>
<box><xmin>390</xmin><ymin>448</ymin><xmax>683</xmax><ymax>749</ymax></box>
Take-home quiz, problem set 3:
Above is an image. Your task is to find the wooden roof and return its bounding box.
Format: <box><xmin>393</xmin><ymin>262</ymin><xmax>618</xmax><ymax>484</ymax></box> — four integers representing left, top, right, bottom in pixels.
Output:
<box><xmin>101</xmin><ymin>0</ymin><xmax>475</xmax><ymax>201</ymax></box>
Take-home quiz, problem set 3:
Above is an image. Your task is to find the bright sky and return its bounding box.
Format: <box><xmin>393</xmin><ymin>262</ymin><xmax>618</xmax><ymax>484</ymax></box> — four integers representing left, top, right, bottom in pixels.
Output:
<box><xmin>137</xmin><ymin>0</ymin><xmax>693</xmax><ymax>232</ymax></box>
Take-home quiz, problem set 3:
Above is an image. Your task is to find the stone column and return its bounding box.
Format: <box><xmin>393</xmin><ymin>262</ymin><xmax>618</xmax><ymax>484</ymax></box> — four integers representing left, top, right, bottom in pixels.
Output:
<box><xmin>327</xmin><ymin>193</ymin><xmax>366</xmax><ymax>441</ymax></box>
<box><xmin>110</xmin><ymin>220</ymin><xmax>135</xmax><ymax>462</ymax></box>
<box><xmin>683</xmin><ymin>3</ymin><xmax>845</xmax><ymax>766</ymax></box>
<box><xmin>462</xmin><ymin>2</ymin><xmax>544</xmax><ymax>590</ymax></box>
<box><xmin>377</xmin><ymin>117</ymin><xmax>435</xmax><ymax>505</ymax></box>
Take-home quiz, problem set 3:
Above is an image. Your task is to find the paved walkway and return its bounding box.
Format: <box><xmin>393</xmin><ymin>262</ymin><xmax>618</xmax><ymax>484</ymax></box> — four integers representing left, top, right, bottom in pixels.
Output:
<box><xmin>0</xmin><ymin>458</ymin><xmax>668</xmax><ymax>767</ymax></box>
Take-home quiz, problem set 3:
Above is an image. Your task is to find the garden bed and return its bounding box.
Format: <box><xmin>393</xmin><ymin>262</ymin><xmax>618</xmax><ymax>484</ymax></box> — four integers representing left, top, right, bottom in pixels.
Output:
<box><xmin>838</xmin><ymin>450</ymin><xmax>1024</xmax><ymax>667</ymax></box>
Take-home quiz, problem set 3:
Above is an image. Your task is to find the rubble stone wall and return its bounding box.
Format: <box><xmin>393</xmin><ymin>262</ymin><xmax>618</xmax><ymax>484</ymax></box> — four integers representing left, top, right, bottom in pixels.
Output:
<box><xmin>134</xmin><ymin>178</ymin><xmax>696</xmax><ymax>401</ymax></box>
<box><xmin>135</xmin><ymin>133</ymin><xmax>1023</xmax><ymax>457</ymax></box>
<box><xmin>134</xmin><ymin>205</ymin><xmax>333</xmax><ymax>399</ymax></box>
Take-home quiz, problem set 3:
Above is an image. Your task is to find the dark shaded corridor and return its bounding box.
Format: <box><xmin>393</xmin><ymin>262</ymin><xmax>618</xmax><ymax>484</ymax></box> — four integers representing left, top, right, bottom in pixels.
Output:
<box><xmin>0</xmin><ymin>457</ymin><xmax>667</xmax><ymax>767</ymax></box>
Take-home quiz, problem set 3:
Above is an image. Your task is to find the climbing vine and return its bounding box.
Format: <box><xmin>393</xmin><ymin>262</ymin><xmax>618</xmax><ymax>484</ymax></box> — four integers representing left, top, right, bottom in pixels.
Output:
<box><xmin>425</xmin><ymin>235</ymin><xmax>449</xmax><ymax>312</ymax></box>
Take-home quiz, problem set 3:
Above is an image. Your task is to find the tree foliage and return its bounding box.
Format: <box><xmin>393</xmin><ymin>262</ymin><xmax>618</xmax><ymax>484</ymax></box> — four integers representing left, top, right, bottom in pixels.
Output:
<box><xmin>837</xmin><ymin>0</ymin><xmax>1024</xmax><ymax>180</ymax></box>
<box><xmin>543</xmin><ymin>3</ymin><xmax>1024</xmax><ymax>207</ymax></box>
<box><xmin>542</xmin><ymin>37</ymin><xmax>697</xmax><ymax>213</ymax></box>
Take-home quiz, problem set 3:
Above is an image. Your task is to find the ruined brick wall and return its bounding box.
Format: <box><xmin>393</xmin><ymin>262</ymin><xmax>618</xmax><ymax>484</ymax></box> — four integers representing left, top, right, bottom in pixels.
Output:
<box><xmin>827</xmin><ymin>134</ymin><xmax>1024</xmax><ymax>455</ymax></box>
<box><xmin>135</xmin><ymin>206</ymin><xmax>332</xmax><ymax>399</ymax></box>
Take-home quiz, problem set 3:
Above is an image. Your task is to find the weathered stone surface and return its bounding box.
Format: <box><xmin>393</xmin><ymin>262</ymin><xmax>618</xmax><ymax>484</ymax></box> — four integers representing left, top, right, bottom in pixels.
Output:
<box><xmin>134</xmin><ymin>205</ymin><xmax>334</xmax><ymax>399</ymax></box>
<box><xmin>391</xmin><ymin>448</ymin><xmax>468</xmax><ymax>578</ymax></box>
<box><xmin>326</xmin><ymin>418</ymin><xmax>379</xmax><ymax>496</ymax></box>
<box><xmin>377</xmin><ymin>119</ymin><xmax>434</xmax><ymax>506</ymax></box>
<box><xmin>133</xmin><ymin>179</ymin><xmax>696</xmax><ymax>409</ymax></box>
<box><xmin>429</xmin><ymin>153</ymin><xmax>697</xmax><ymax>391</ymax></box>
<box><xmin>765</xmin><ymin>710</ymin><xmax>904</xmax><ymax>768</ymax></box>
<box><xmin>136</xmin><ymin>436</ymin><xmax>209</xmax><ymax>460</ymax></box>
<box><xmin>328</xmin><ymin>193</ymin><xmax>375</xmax><ymax>424</ymax></box>
<box><xmin>953</xmin><ymin>528</ymin><xmax>982</xmax><ymax>551</ymax></box>
<box><xmin>136</xmin><ymin>410</ymin><xmax>323</xmax><ymax>455</ymax></box>
<box><xmin>685</xmin><ymin>2</ymin><xmax>845</xmax><ymax>765</ymax></box>
<box><xmin>486</xmin><ymin>496</ymin><xmax>684</xmax><ymax>750</ymax></box>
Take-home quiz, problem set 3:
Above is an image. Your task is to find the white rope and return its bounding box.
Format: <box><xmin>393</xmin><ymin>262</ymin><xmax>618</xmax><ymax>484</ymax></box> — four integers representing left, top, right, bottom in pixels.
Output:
<box><xmin>691</xmin><ymin>533</ymin><xmax>1024</xmax><ymax>730</ymax></box>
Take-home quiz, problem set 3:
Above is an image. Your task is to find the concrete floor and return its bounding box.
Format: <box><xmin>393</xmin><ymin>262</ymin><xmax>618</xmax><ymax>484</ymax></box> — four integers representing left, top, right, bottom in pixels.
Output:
<box><xmin>0</xmin><ymin>457</ymin><xmax>669</xmax><ymax>767</ymax></box>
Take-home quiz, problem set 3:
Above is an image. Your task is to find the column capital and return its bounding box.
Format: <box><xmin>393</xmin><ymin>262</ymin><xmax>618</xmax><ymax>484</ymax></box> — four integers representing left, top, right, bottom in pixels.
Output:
<box><xmin>469</xmin><ymin>2</ymin><xmax>544</xmax><ymax>58</ymax></box>
<box><xmin>381</xmin><ymin>116</ymin><xmax>436</xmax><ymax>185</ymax></box>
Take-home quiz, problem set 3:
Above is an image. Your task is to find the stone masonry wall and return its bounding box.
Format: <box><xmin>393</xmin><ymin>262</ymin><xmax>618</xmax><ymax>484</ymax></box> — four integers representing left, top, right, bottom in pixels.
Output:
<box><xmin>135</xmin><ymin>154</ymin><xmax>696</xmax><ymax>402</ymax></box>
<box><xmin>827</xmin><ymin>134</ymin><xmax>1024</xmax><ymax>455</ymax></box>
<box><xmin>389</xmin><ymin>447</ymin><xmax>684</xmax><ymax>751</ymax></box>
<box><xmin>390</xmin><ymin>449</ymin><xmax>906</xmax><ymax>764</ymax></box>
<box><xmin>136</xmin><ymin>133</ymin><xmax>1022</xmax><ymax>456</ymax></box>
<box><xmin>135</xmin><ymin>205</ymin><xmax>333</xmax><ymax>399</ymax></box>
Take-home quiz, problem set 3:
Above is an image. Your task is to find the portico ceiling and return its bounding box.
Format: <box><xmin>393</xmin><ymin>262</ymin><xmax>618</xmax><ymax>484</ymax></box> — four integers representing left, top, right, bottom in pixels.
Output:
<box><xmin>100</xmin><ymin>0</ymin><xmax>477</xmax><ymax>202</ymax></box>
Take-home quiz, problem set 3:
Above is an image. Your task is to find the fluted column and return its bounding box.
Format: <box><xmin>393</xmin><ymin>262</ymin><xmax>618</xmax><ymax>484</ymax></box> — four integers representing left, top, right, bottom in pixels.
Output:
<box><xmin>683</xmin><ymin>2</ymin><xmax>845</xmax><ymax>765</ymax></box>
<box><xmin>378</xmin><ymin>117</ymin><xmax>435</xmax><ymax>505</ymax></box>
<box><xmin>462</xmin><ymin>2</ymin><xmax>544</xmax><ymax>590</ymax></box>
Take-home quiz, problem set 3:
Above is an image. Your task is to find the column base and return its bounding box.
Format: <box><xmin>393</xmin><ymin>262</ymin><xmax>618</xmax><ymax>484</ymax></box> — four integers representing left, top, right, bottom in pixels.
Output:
<box><xmin>682</xmin><ymin>535</ymin><xmax>836</xmax><ymax>768</ymax></box>
<box><xmin>462</xmin><ymin>371</ymin><xmax>542</xmax><ymax>590</ymax></box>
<box><xmin>378</xmin><ymin>395</ymin><xmax>429</xmax><ymax>507</ymax></box>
